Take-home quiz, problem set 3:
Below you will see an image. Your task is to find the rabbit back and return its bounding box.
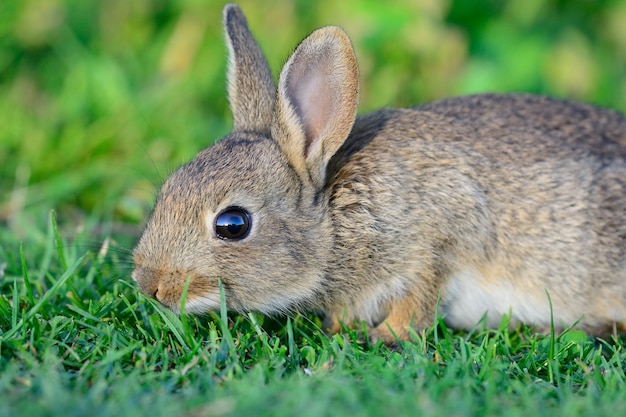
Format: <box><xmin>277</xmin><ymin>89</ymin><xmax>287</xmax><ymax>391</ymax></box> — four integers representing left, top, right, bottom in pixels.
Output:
<box><xmin>325</xmin><ymin>93</ymin><xmax>626</xmax><ymax>334</ymax></box>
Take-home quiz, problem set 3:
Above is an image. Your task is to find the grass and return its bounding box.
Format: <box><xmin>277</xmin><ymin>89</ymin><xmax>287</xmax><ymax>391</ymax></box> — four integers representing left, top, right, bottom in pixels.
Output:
<box><xmin>2</xmin><ymin>0</ymin><xmax>626</xmax><ymax>416</ymax></box>
<box><xmin>1</xmin><ymin>213</ymin><xmax>625</xmax><ymax>416</ymax></box>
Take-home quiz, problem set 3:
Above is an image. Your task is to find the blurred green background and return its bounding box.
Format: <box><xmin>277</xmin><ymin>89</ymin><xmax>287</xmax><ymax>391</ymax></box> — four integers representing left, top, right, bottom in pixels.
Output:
<box><xmin>1</xmin><ymin>0</ymin><xmax>625</xmax><ymax>238</ymax></box>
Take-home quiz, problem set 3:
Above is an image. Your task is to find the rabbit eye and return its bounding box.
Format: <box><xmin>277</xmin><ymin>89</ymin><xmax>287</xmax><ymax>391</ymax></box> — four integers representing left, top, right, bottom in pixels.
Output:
<box><xmin>215</xmin><ymin>207</ymin><xmax>251</xmax><ymax>240</ymax></box>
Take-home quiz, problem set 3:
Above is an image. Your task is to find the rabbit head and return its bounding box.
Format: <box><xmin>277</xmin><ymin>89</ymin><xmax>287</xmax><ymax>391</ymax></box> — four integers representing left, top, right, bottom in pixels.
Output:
<box><xmin>132</xmin><ymin>4</ymin><xmax>359</xmax><ymax>315</ymax></box>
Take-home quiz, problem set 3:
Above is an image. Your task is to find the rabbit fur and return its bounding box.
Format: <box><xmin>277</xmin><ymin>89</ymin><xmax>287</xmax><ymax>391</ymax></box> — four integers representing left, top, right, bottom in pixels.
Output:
<box><xmin>132</xmin><ymin>3</ymin><xmax>626</xmax><ymax>343</ymax></box>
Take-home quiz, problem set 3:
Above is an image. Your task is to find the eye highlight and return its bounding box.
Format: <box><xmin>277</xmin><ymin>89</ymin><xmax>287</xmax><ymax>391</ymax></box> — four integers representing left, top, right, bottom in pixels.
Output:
<box><xmin>214</xmin><ymin>207</ymin><xmax>251</xmax><ymax>240</ymax></box>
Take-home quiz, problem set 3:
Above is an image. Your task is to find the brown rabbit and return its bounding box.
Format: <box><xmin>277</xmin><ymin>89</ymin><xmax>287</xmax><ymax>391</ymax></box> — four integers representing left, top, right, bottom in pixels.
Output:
<box><xmin>132</xmin><ymin>4</ymin><xmax>626</xmax><ymax>343</ymax></box>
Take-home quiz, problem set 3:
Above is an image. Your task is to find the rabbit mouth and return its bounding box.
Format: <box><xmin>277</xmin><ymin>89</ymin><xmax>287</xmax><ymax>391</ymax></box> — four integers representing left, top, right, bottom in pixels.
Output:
<box><xmin>152</xmin><ymin>281</ymin><xmax>224</xmax><ymax>315</ymax></box>
<box><xmin>132</xmin><ymin>265</ymin><xmax>221</xmax><ymax>313</ymax></box>
<box><xmin>179</xmin><ymin>292</ymin><xmax>223</xmax><ymax>315</ymax></box>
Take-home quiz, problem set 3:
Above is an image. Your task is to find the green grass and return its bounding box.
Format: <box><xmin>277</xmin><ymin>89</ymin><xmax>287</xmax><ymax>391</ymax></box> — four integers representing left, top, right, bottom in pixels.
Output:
<box><xmin>1</xmin><ymin>214</ymin><xmax>626</xmax><ymax>416</ymax></box>
<box><xmin>2</xmin><ymin>0</ymin><xmax>626</xmax><ymax>416</ymax></box>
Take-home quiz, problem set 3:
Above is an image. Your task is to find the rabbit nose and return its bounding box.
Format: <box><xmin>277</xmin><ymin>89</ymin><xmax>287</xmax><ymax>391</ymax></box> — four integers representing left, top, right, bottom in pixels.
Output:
<box><xmin>143</xmin><ymin>282</ymin><xmax>160</xmax><ymax>300</ymax></box>
<box><xmin>131</xmin><ymin>268</ymin><xmax>160</xmax><ymax>300</ymax></box>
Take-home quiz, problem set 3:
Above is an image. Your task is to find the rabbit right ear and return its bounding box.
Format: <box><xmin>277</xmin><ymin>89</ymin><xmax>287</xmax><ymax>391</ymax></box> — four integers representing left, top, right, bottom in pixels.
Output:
<box><xmin>223</xmin><ymin>4</ymin><xmax>275</xmax><ymax>133</ymax></box>
<box><xmin>272</xmin><ymin>26</ymin><xmax>359</xmax><ymax>189</ymax></box>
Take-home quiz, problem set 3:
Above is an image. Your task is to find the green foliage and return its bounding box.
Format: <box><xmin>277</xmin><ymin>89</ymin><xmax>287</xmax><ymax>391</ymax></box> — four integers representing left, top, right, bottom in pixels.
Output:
<box><xmin>1</xmin><ymin>0</ymin><xmax>625</xmax><ymax>224</ymax></box>
<box><xmin>1</xmin><ymin>1</ymin><xmax>626</xmax><ymax>416</ymax></box>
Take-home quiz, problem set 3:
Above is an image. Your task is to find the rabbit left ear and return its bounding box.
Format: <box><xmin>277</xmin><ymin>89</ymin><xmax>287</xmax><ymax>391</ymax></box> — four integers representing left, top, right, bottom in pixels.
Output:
<box><xmin>272</xmin><ymin>26</ymin><xmax>359</xmax><ymax>189</ymax></box>
<box><xmin>224</xmin><ymin>4</ymin><xmax>276</xmax><ymax>133</ymax></box>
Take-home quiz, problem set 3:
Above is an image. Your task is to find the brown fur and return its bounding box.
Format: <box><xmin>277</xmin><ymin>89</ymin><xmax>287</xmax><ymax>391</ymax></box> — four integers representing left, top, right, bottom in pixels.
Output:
<box><xmin>132</xmin><ymin>4</ymin><xmax>626</xmax><ymax>343</ymax></box>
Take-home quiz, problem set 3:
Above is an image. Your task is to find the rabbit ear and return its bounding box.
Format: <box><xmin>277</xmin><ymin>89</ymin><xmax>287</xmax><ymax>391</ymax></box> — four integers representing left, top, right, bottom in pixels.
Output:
<box><xmin>273</xmin><ymin>26</ymin><xmax>359</xmax><ymax>188</ymax></box>
<box><xmin>223</xmin><ymin>4</ymin><xmax>275</xmax><ymax>133</ymax></box>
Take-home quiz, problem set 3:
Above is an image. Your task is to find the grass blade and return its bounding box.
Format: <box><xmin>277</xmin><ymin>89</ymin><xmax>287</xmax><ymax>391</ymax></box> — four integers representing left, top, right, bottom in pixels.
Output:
<box><xmin>50</xmin><ymin>210</ymin><xmax>67</xmax><ymax>270</ymax></box>
<box><xmin>2</xmin><ymin>253</ymin><xmax>88</xmax><ymax>340</ymax></box>
<box><xmin>143</xmin><ymin>297</ymin><xmax>190</xmax><ymax>351</ymax></box>
<box><xmin>218</xmin><ymin>280</ymin><xmax>235</xmax><ymax>350</ymax></box>
<box><xmin>19</xmin><ymin>242</ymin><xmax>35</xmax><ymax>306</ymax></box>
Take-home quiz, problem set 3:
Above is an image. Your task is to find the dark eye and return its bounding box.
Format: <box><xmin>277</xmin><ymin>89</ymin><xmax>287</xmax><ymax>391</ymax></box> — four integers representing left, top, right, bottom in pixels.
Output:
<box><xmin>215</xmin><ymin>207</ymin><xmax>251</xmax><ymax>240</ymax></box>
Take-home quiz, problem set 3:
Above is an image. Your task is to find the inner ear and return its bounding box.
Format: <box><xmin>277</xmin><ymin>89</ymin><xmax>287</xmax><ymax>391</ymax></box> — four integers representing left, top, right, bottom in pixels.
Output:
<box><xmin>286</xmin><ymin>60</ymin><xmax>334</xmax><ymax>155</ymax></box>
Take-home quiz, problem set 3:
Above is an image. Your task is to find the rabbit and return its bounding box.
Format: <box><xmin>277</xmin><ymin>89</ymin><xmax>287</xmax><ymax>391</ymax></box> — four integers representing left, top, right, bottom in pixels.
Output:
<box><xmin>132</xmin><ymin>3</ymin><xmax>626</xmax><ymax>344</ymax></box>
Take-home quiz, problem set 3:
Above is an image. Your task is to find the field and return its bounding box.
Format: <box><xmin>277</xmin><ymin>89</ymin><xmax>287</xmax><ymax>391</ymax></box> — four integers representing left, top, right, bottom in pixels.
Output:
<box><xmin>1</xmin><ymin>1</ymin><xmax>626</xmax><ymax>416</ymax></box>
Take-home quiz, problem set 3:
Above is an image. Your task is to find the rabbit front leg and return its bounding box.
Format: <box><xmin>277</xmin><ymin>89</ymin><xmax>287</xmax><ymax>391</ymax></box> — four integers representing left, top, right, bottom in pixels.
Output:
<box><xmin>322</xmin><ymin>312</ymin><xmax>343</xmax><ymax>334</ymax></box>
<box><xmin>368</xmin><ymin>294</ymin><xmax>435</xmax><ymax>344</ymax></box>
<box><xmin>321</xmin><ymin>306</ymin><xmax>415</xmax><ymax>344</ymax></box>
<box><xmin>321</xmin><ymin>293</ymin><xmax>434</xmax><ymax>344</ymax></box>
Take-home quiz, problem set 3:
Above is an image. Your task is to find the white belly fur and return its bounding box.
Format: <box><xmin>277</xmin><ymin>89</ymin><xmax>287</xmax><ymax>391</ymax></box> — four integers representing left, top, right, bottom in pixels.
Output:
<box><xmin>440</xmin><ymin>268</ymin><xmax>556</xmax><ymax>329</ymax></box>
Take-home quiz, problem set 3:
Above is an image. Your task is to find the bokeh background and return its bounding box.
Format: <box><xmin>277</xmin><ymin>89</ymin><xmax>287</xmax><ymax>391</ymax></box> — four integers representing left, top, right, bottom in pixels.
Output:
<box><xmin>1</xmin><ymin>0</ymin><xmax>625</xmax><ymax>239</ymax></box>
